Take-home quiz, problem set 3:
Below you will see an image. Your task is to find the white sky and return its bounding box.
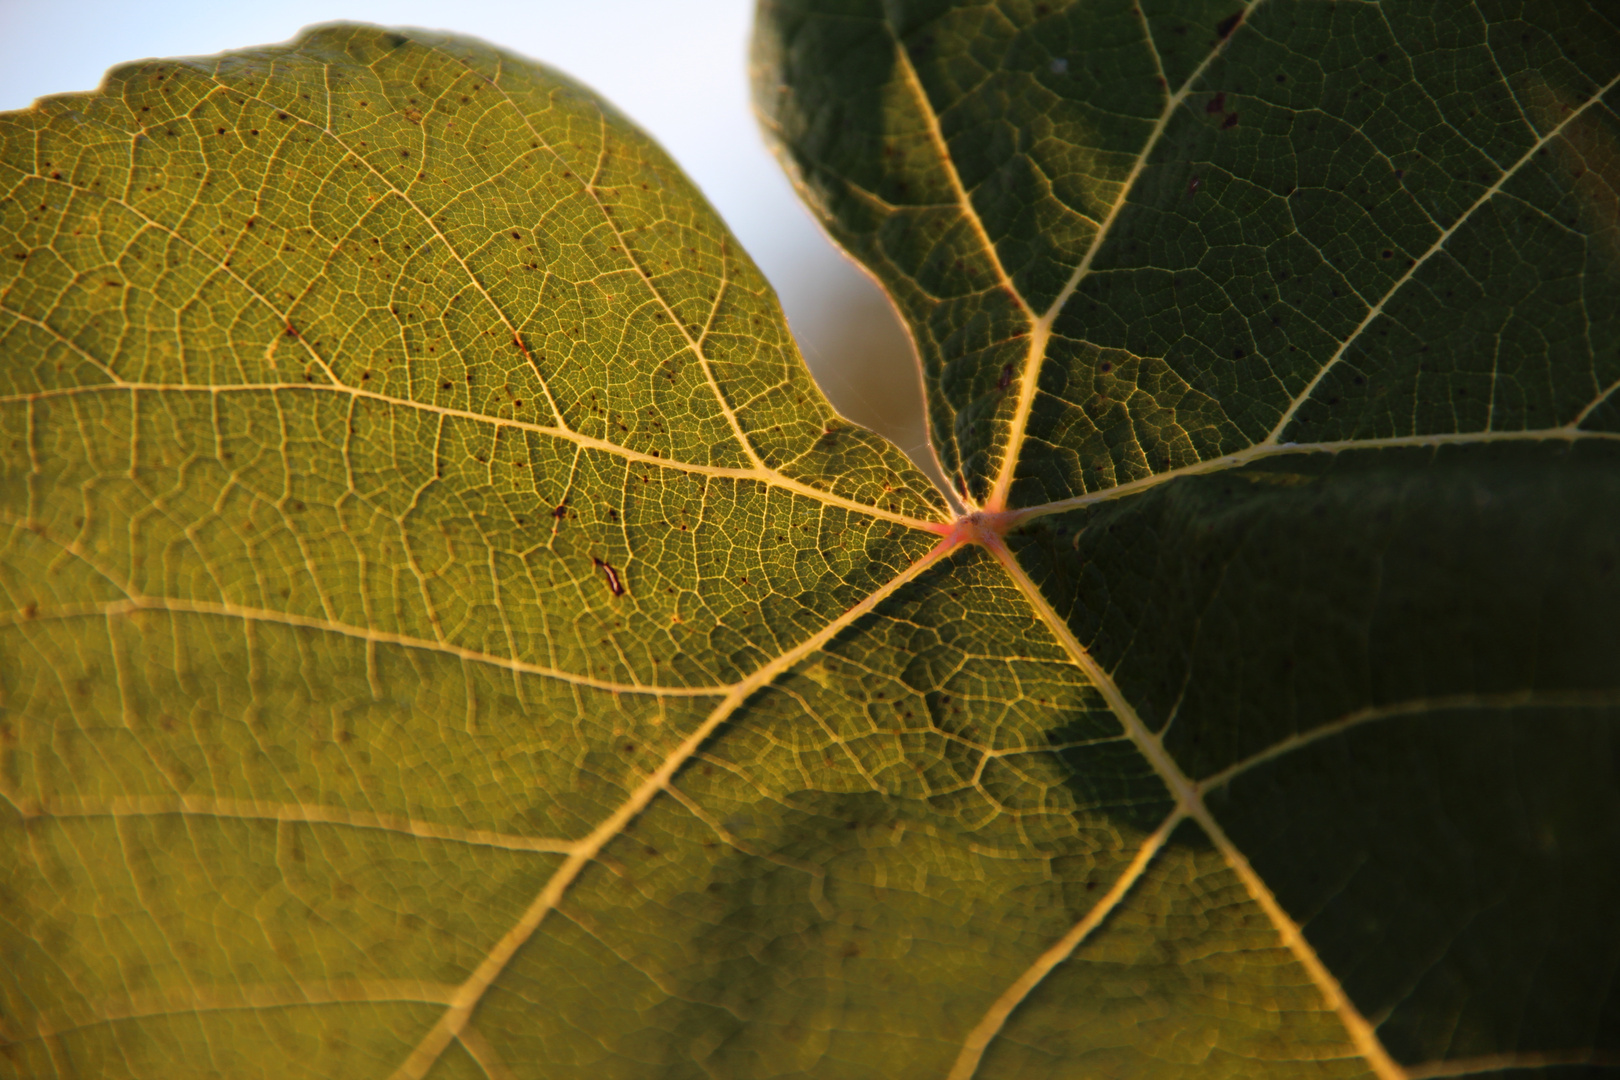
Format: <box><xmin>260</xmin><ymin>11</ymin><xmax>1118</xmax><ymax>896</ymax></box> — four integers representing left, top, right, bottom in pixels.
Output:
<box><xmin>0</xmin><ymin>0</ymin><xmax>931</xmax><ymax>464</ymax></box>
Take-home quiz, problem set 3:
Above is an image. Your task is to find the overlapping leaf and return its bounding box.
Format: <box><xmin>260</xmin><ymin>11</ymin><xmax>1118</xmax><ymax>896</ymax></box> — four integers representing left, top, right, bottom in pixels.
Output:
<box><xmin>755</xmin><ymin>1</ymin><xmax>1620</xmax><ymax>1075</ymax></box>
<box><xmin>1</xmin><ymin>3</ymin><xmax>1617</xmax><ymax>1078</ymax></box>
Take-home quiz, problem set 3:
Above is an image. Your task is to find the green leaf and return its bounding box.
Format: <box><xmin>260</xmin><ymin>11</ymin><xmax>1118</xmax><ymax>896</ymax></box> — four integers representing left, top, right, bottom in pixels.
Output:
<box><xmin>2</xmin><ymin>6</ymin><xmax>1617</xmax><ymax>1079</ymax></box>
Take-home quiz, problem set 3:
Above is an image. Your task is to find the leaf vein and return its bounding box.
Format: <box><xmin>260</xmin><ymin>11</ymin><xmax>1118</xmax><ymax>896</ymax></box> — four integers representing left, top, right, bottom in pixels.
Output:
<box><xmin>991</xmin><ymin>537</ymin><xmax>1402</xmax><ymax>1079</ymax></box>
<box><xmin>1264</xmin><ymin>70</ymin><xmax>1620</xmax><ymax>445</ymax></box>
<box><xmin>0</xmin><ymin>382</ymin><xmax>943</xmax><ymax>530</ymax></box>
<box><xmin>385</xmin><ymin>535</ymin><xmax>956</xmax><ymax>1080</ymax></box>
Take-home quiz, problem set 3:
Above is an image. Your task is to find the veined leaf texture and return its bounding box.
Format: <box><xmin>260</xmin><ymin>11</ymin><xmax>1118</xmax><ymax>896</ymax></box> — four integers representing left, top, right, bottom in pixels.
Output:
<box><xmin>2</xmin><ymin>4</ymin><xmax>1618</xmax><ymax>1077</ymax></box>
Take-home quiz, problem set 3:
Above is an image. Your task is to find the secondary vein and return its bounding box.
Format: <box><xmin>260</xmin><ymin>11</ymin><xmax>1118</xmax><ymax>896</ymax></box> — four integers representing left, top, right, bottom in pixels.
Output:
<box><xmin>385</xmin><ymin>536</ymin><xmax>957</xmax><ymax>1080</ymax></box>
<box><xmin>0</xmin><ymin>381</ymin><xmax>945</xmax><ymax>531</ymax></box>
<box><xmin>1263</xmin><ymin>69</ymin><xmax>1620</xmax><ymax>445</ymax></box>
<box><xmin>988</xmin><ymin>536</ymin><xmax>1404</xmax><ymax>1080</ymax></box>
<box><xmin>988</xmin><ymin>0</ymin><xmax>1269</xmax><ymax>511</ymax></box>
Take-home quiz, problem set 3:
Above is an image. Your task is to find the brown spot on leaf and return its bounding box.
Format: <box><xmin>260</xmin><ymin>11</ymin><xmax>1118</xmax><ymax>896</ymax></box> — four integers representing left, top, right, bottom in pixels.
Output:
<box><xmin>592</xmin><ymin>556</ymin><xmax>626</xmax><ymax>597</ymax></box>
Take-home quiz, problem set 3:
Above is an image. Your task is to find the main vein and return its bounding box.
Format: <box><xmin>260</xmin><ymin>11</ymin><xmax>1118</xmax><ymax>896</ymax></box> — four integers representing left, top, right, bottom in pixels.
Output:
<box><xmin>387</xmin><ymin>537</ymin><xmax>955</xmax><ymax>1080</ymax></box>
<box><xmin>0</xmin><ymin>380</ymin><xmax>941</xmax><ymax>532</ymax></box>
<box><xmin>945</xmin><ymin>810</ymin><xmax>1182</xmax><ymax>1080</ymax></box>
<box><xmin>986</xmin><ymin>538</ymin><xmax>1404</xmax><ymax>1080</ymax></box>
<box><xmin>1009</xmin><ymin>426</ymin><xmax>1620</xmax><ymax>524</ymax></box>
<box><xmin>987</xmin><ymin>0</ymin><xmax>1267</xmax><ymax>511</ymax></box>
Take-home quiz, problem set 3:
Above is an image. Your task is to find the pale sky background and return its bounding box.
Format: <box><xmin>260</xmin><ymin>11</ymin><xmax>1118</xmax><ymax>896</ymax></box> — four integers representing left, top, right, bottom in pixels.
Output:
<box><xmin>0</xmin><ymin>0</ymin><xmax>933</xmax><ymax>473</ymax></box>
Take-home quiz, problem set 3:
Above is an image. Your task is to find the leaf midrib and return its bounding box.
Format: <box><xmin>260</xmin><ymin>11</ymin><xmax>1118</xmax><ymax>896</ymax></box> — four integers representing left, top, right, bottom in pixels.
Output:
<box><xmin>387</xmin><ymin>534</ymin><xmax>956</xmax><ymax>1080</ymax></box>
<box><xmin>5</xmin><ymin>380</ymin><xmax>939</xmax><ymax>529</ymax></box>
<box><xmin>984</xmin><ymin>0</ymin><xmax>1266</xmax><ymax>511</ymax></box>
<box><xmin>9</xmin><ymin>41</ymin><xmax>945</xmax><ymax>530</ymax></box>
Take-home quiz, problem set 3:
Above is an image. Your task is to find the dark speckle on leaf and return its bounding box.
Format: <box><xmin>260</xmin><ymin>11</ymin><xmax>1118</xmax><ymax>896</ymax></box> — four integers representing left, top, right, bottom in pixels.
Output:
<box><xmin>1216</xmin><ymin>12</ymin><xmax>1243</xmax><ymax>38</ymax></box>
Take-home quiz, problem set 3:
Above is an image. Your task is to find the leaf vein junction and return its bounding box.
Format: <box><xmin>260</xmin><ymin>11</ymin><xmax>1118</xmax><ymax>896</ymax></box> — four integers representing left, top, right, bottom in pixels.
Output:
<box><xmin>989</xmin><ymin>0</ymin><xmax>1269</xmax><ymax>510</ymax></box>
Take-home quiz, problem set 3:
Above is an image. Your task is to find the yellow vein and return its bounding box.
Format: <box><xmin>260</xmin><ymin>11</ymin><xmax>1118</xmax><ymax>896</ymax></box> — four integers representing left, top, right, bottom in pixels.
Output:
<box><xmin>25</xmin><ymin>170</ymin><xmax>339</xmax><ymax>386</ymax></box>
<box><xmin>1201</xmin><ymin>688</ymin><xmax>1620</xmax><ymax>793</ymax></box>
<box><xmin>888</xmin><ymin>23</ymin><xmax>1034</xmax><ymax>512</ymax></box>
<box><xmin>1131</xmin><ymin>0</ymin><xmax>1170</xmax><ymax>88</ymax></box>
<box><xmin>28</xmin><ymin>979</ymin><xmax>458</xmax><ymax>1041</ymax></box>
<box><xmin>989</xmin><ymin>0</ymin><xmax>1267</xmax><ymax>510</ymax></box>
<box><xmin>1206</xmin><ymin>816</ymin><xmax>1405</xmax><ymax>1080</ymax></box>
<box><xmin>1</xmin><ymin>595</ymin><xmax>722</xmax><ymax>697</ymax></box>
<box><xmin>422</xmin><ymin>40</ymin><xmax>767</xmax><ymax>470</ymax></box>
<box><xmin>208</xmin><ymin>72</ymin><xmax>569</xmax><ymax>429</ymax></box>
<box><xmin>1405</xmin><ymin>1050</ymin><xmax>1618</xmax><ymax>1080</ymax></box>
<box><xmin>386</xmin><ymin>539</ymin><xmax>955</xmax><ymax>1080</ymax></box>
<box><xmin>583</xmin><ymin>110</ymin><xmax>766</xmax><ymax>471</ymax></box>
<box><xmin>1010</xmin><ymin>426</ymin><xmax>1620</xmax><ymax>524</ymax></box>
<box><xmin>888</xmin><ymin>29</ymin><xmax>1031</xmax><ymax>320</ymax></box>
<box><xmin>0</xmin><ymin>302</ymin><xmax>124</xmax><ymax>383</ymax></box>
<box><xmin>989</xmin><ymin>541</ymin><xmax>1403</xmax><ymax>1080</ymax></box>
<box><xmin>6</xmin><ymin>793</ymin><xmax>577</xmax><ymax>855</ymax></box>
<box><xmin>0</xmin><ymin>381</ymin><xmax>944</xmax><ymax>531</ymax></box>
<box><xmin>945</xmin><ymin>810</ymin><xmax>1181</xmax><ymax>1080</ymax></box>
<box><xmin>456</xmin><ymin>1023</ymin><xmax>519</xmax><ymax>1080</ymax></box>
<box><xmin>1264</xmin><ymin>70</ymin><xmax>1620</xmax><ymax>446</ymax></box>
<box><xmin>1574</xmin><ymin>372</ymin><xmax>1620</xmax><ymax>427</ymax></box>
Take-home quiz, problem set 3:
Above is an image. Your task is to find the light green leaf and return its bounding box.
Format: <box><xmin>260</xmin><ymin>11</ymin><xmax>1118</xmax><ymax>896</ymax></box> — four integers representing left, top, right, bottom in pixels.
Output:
<box><xmin>1</xmin><ymin>5</ymin><xmax>1617</xmax><ymax>1079</ymax></box>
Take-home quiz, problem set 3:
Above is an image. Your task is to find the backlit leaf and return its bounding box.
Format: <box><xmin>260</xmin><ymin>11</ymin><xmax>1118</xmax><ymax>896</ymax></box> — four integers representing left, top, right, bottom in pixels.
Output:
<box><xmin>2</xmin><ymin>5</ymin><xmax>1617</xmax><ymax>1078</ymax></box>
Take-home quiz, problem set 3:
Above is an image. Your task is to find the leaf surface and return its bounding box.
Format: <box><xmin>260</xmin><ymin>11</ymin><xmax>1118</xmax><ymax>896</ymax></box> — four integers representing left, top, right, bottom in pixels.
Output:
<box><xmin>1</xmin><ymin>5</ymin><xmax>1618</xmax><ymax>1079</ymax></box>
